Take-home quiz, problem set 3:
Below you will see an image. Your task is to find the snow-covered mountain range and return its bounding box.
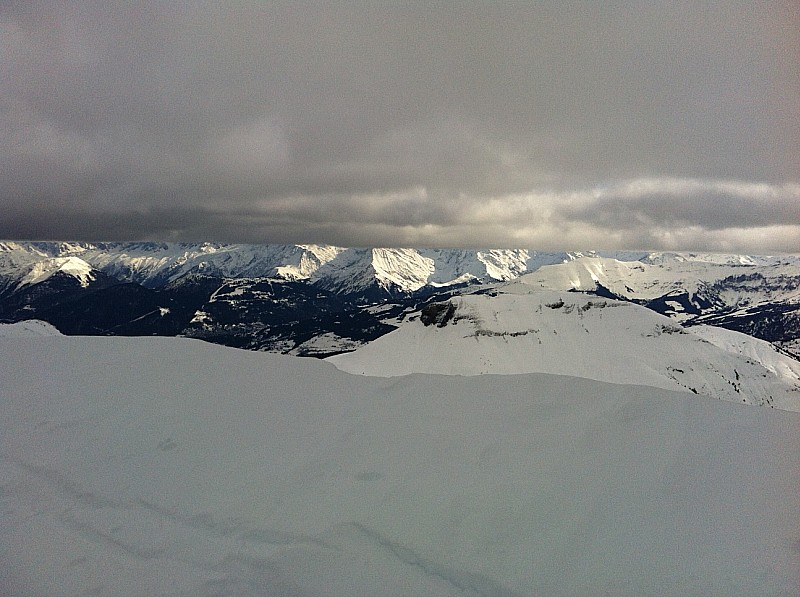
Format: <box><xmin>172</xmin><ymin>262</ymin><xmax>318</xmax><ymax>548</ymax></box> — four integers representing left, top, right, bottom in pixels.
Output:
<box><xmin>2</xmin><ymin>241</ymin><xmax>797</xmax><ymax>299</ymax></box>
<box><xmin>1</xmin><ymin>241</ymin><xmax>799</xmax><ymax>396</ymax></box>
<box><xmin>0</xmin><ymin>241</ymin><xmax>552</xmax><ymax>294</ymax></box>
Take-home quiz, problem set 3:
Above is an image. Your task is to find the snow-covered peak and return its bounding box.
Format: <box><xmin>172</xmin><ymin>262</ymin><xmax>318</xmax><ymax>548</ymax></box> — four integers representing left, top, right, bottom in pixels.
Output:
<box><xmin>371</xmin><ymin>248</ymin><xmax>435</xmax><ymax>292</ymax></box>
<box><xmin>417</xmin><ymin>248</ymin><xmax>538</xmax><ymax>285</ymax></box>
<box><xmin>18</xmin><ymin>256</ymin><xmax>97</xmax><ymax>288</ymax></box>
<box><xmin>310</xmin><ymin>248</ymin><xmax>382</xmax><ymax>294</ymax></box>
<box><xmin>299</xmin><ymin>244</ymin><xmax>344</xmax><ymax>263</ymax></box>
<box><xmin>519</xmin><ymin>256</ymin><xmax>650</xmax><ymax>293</ymax></box>
<box><xmin>0</xmin><ymin>241</ymin><xmax>47</xmax><ymax>255</ymax></box>
<box><xmin>50</xmin><ymin>241</ymin><xmax>91</xmax><ymax>255</ymax></box>
<box><xmin>270</xmin><ymin>244</ymin><xmax>345</xmax><ymax>280</ymax></box>
<box><xmin>476</xmin><ymin>249</ymin><xmax>532</xmax><ymax>280</ymax></box>
<box><xmin>310</xmin><ymin>248</ymin><xmax>435</xmax><ymax>295</ymax></box>
<box><xmin>0</xmin><ymin>243</ymin><xmax>53</xmax><ymax>290</ymax></box>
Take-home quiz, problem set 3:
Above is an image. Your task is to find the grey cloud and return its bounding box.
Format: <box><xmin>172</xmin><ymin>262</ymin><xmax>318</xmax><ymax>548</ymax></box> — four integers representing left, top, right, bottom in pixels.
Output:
<box><xmin>558</xmin><ymin>182</ymin><xmax>800</xmax><ymax>232</ymax></box>
<box><xmin>1</xmin><ymin>1</ymin><xmax>798</xmax><ymax>251</ymax></box>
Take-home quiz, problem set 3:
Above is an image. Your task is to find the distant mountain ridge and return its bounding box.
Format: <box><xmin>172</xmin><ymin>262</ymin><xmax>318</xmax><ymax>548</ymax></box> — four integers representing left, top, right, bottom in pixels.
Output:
<box><xmin>3</xmin><ymin>240</ymin><xmax>797</xmax><ymax>293</ymax></box>
<box><xmin>1</xmin><ymin>241</ymin><xmax>578</xmax><ymax>294</ymax></box>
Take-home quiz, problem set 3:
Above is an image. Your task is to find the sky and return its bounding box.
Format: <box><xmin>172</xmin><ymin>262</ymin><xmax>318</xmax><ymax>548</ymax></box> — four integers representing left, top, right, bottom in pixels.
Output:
<box><xmin>1</xmin><ymin>1</ymin><xmax>798</xmax><ymax>252</ymax></box>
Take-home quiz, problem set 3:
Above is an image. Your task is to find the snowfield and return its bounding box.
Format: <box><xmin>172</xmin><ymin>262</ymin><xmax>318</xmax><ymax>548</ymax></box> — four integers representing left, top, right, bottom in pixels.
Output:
<box><xmin>2</xmin><ymin>334</ymin><xmax>799</xmax><ymax>596</ymax></box>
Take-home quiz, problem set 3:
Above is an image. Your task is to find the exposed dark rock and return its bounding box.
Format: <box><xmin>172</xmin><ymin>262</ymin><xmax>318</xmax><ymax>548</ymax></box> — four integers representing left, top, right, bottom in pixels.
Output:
<box><xmin>420</xmin><ymin>302</ymin><xmax>457</xmax><ymax>327</ymax></box>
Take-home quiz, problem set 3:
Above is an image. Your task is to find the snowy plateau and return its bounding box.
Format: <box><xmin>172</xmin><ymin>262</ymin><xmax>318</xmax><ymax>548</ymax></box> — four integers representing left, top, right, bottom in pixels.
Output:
<box><xmin>1</xmin><ymin>241</ymin><xmax>800</xmax><ymax>595</ymax></box>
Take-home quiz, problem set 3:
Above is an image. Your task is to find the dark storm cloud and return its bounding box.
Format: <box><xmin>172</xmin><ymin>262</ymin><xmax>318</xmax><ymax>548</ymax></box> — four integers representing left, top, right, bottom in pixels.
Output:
<box><xmin>1</xmin><ymin>1</ymin><xmax>798</xmax><ymax>251</ymax></box>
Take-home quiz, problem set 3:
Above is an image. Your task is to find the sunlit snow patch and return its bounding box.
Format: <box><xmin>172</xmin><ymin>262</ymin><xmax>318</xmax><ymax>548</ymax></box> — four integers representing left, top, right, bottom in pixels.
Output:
<box><xmin>17</xmin><ymin>256</ymin><xmax>96</xmax><ymax>288</ymax></box>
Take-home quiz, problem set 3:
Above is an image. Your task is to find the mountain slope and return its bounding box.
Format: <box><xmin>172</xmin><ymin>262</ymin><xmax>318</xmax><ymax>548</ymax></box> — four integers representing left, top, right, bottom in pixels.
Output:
<box><xmin>522</xmin><ymin>256</ymin><xmax>800</xmax><ymax>354</ymax></box>
<box><xmin>16</xmin><ymin>256</ymin><xmax>97</xmax><ymax>289</ymax></box>
<box><xmin>2</xmin><ymin>335</ymin><xmax>798</xmax><ymax>596</ymax></box>
<box><xmin>328</xmin><ymin>283</ymin><xmax>800</xmax><ymax>411</ymax></box>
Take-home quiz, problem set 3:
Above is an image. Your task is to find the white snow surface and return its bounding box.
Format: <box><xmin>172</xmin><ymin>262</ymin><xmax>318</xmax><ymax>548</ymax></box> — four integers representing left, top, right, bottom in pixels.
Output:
<box><xmin>0</xmin><ymin>319</ymin><xmax>62</xmax><ymax>337</ymax></box>
<box><xmin>328</xmin><ymin>284</ymin><xmax>800</xmax><ymax>411</ymax></box>
<box><xmin>689</xmin><ymin>324</ymin><xmax>800</xmax><ymax>381</ymax></box>
<box><xmin>1</xmin><ymin>335</ymin><xmax>799</xmax><ymax>596</ymax></box>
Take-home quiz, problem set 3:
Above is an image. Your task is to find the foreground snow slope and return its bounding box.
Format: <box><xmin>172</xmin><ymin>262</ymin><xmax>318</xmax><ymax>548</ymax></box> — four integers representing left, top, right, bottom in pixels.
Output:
<box><xmin>2</xmin><ymin>336</ymin><xmax>799</xmax><ymax>596</ymax></box>
<box><xmin>328</xmin><ymin>285</ymin><xmax>800</xmax><ymax>411</ymax></box>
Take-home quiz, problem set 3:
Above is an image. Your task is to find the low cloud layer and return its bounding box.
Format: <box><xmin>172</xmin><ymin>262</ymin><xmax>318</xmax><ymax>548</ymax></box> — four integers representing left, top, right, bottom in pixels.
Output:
<box><xmin>1</xmin><ymin>2</ymin><xmax>798</xmax><ymax>252</ymax></box>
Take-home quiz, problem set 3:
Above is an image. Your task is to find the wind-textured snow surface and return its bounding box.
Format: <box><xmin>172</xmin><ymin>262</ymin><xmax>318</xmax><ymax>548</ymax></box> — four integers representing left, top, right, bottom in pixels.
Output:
<box><xmin>1</xmin><ymin>335</ymin><xmax>799</xmax><ymax>596</ymax></box>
